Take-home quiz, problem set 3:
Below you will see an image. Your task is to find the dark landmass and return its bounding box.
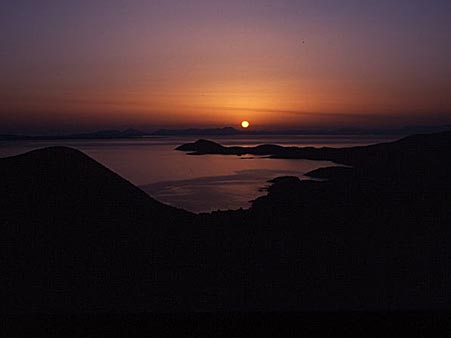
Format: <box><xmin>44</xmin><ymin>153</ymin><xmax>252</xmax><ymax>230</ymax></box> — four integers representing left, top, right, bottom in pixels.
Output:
<box><xmin>0</xmin><ymin>128</ymin><xmax>147</xmax><ymax>141</ymax></box>
<box><xmin>0</xmin><ymin>146</ymin><xmax>194</xmax><ymax>314</ymax></box>
<box><xmin>177</xmin><ymin>138</ymin><xmax>293</xmax><ymax>155</ymax></box>
<box><xmin>177</xmin><ymin>131</ymin><xmax>451</xmax><ymax>166</ymax></box>
<box><xmin>2</xmin><ymin>131</ymin><xmax>451</xmax><ymax>335</ymax></box>
<box><xmin>1</xmin><ymin>124</ymin><xmax>450</xmax><ymax>140</ymax></box>
<box><xmin>67</xmin><ymin>128</ymin><xmax>146</xmax><ymax>139</ymax></box>
<box><xmin>304</xmin><ymin>165</ymin><xmax>354</xmax><ymax>179</ymax></box>
<box><xmin>152</xmin><ymin>126</ymin><xmax>240</xmax><ymax>136</ymax></box>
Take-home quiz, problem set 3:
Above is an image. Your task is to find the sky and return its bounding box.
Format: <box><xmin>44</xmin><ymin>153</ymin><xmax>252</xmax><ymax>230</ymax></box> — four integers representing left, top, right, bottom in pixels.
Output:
<box><xmin>1</xmin><ymin>0</ymin><xmax>451</xmax><ymax>133</ymax></box>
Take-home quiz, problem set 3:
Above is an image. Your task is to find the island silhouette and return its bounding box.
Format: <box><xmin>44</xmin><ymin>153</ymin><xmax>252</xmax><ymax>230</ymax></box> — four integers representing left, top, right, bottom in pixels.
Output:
<box><xmin>2</xmin><ymin>130</ymin><xmax>451</xmax><ymax>336</ymax></box>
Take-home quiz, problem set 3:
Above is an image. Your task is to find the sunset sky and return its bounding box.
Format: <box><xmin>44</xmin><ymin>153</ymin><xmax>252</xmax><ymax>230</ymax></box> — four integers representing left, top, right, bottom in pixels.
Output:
<box><xmin>1</xmin><ymin>0</ymin><xmax>451</xmax><ymax>133</ymax></box>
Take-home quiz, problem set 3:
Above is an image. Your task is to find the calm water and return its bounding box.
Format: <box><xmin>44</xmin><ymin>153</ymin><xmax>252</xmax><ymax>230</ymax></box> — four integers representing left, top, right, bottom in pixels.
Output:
<box><xmin>0</xmin><ymin>135</ymin><xmax>399</xmax><ymax>212</ymax></box>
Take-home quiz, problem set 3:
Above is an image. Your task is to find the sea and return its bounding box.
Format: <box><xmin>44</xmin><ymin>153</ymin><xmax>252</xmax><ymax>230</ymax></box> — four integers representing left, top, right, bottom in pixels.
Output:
<box><xmin>0</xmin><ymin>134</ymin><xmax>399</xmax><ymax>212</ymax></box>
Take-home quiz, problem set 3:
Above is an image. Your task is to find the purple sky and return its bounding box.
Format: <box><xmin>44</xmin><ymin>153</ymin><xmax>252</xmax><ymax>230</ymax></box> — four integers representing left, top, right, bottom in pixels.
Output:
<box><xmin>1</xmin><ymin>0</ymin><xmax>451</xmax><ymax>133</ymax></box>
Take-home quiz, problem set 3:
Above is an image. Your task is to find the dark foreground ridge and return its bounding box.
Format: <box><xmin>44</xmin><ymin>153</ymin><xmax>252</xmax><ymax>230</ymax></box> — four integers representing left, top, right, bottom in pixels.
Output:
<box><xmin>2</xmin><ymin>131</ymin><xmax>451</xmax><ymax>334</ymax></box>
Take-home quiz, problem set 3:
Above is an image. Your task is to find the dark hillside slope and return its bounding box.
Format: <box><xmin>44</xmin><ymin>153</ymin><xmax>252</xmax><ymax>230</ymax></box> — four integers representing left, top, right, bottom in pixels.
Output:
<box><xmin>0</xmin><ymin>147</ymin><xmax>194</xmax><ymax>313</ymax></box>
<box><xmin>244</xmin><ymin>132</ymin><xmax>451</xmax><ymax>309</ymax></box>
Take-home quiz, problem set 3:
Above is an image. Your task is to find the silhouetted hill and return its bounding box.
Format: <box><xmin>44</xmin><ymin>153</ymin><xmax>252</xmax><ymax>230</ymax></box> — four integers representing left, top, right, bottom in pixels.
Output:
<box><xmin>176</xmin><ymin>139</ymin><xmax>286</xmax><ymax>155</ymax></box>
<box><xmin>0</xmin><ymin>129</ymin><xmax>147</xmax><ymax>141</ymax></box>
<box><xmin>153</xmin><ymin>127</ymin><xmax>239</xmax><ymax>136</ymax></box>
<box><xmin>68</xmin><ymin>128</ymin><xmax>146</xmax><ymax>139</ymax></box>
<box><xmin>176</xmin><ymin>139</ymin><xmax>227</xmax><ymax>152</ymax></box>
<box><xmin>2</xmin><ymin>131</ymin><xmax>451</xmax><ymax>318</ymax></box>
<box><xmin>0</xmin><ymin>147</ymin><xmax>193</xmax><ymax>313</ymax></box>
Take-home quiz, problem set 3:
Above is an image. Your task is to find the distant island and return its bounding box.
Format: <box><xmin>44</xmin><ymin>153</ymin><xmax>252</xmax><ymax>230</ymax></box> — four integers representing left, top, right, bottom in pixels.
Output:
<box><xmin>176</xmin><ymin>132</ymin><xmax>450</xmax><ymax>167</ymax></box>
<box><xmin>1</xmin><ymin>125</ymin><xmax>450</xmax><ymax>140</ymax></box>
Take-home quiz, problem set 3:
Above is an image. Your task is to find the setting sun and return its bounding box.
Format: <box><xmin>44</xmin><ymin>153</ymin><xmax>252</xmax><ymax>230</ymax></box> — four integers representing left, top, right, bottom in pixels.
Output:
<box><xmin>241</xmin><ymin>121</ymin><xmax>250</xmax><ymax>129</ymax></box>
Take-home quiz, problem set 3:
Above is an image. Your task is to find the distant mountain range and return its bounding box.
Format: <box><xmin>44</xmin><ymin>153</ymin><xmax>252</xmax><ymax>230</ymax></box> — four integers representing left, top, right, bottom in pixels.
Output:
<box><xmin>1</xmin><ymin>125</ymin><xmax>450</xmax><ymax>140</ymax></box>
<box><xmin>0</xmin><ymin>128</ymin><xmax>146</xmax><ymax>140</ymax></box>
<box><xmin>152</xmin><ymin>127</ymin><xmax>240</xmax><ymax>136</ymax></box>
